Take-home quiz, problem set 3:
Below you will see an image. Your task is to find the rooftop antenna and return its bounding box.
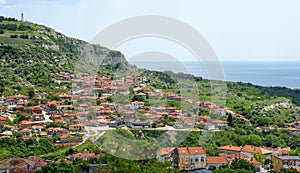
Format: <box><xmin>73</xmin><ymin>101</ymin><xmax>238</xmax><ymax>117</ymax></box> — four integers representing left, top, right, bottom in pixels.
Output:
<box><xmin>21</xmin><ymin>11</ymin><xmax>24</xmax><ymax>22</ymax></box>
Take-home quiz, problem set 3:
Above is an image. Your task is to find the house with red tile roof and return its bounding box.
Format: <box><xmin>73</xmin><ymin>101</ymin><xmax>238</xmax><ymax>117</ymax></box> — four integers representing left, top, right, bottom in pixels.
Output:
<box><xmin>173</xmin><ymin>147</ymin><xmax>206</xmax><ymax>171</ymax></box>
<box><xmin>68</xmin><ymin>153</ymin><xmax>99</xmax><ymax>161</ymax></box>
<box><xmin>69</xmin><ymin>124</ymin><xmax>84</xmax><ymax>131</ymax></box>
<box><xmin>217</xmin><ymin>145</ymin><xmax>242</xmax><ymax>155</ymax></box>
<box><xmin>206</xmin><ymin>155</ymin><xmax>228</xmax><ymax>170</ymax></box>
<box><xmin>26</xmin><ymin>156</ymin><xmax>47</xmax><ymax>170</ymax></box>
<box><xmin>0</xmin><ymin>157</ymin><xmax>35</xmax><ymax>172</ymax></box>
<box><xmin>0</xmin><ymin>116</ymin><xmax>7</xmax><ymax>124</ymax></box>
<box><xmin>156</xmin><ymin>148</ymin><xmax>176</xmax><ymax>162</ymax></box>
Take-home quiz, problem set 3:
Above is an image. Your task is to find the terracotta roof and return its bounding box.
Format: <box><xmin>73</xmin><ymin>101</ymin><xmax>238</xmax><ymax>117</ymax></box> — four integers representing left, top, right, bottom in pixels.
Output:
<box><xmin>0</xmin><ymin>116</ymin><xmax>6</xmax><ymax>121</ymax></box>
<box><xmin>0</xmin><ymin>157</ymin><xmax>35</xmax><ymax>170</ymax></box>
<box><xmin>241</xmin><ymin>145</ymin><xmax>263</xmax><ymax>154</ymax></box>
<box><xmin>292</xmin><ymin>166</ymin><xmax>300</xmax><ymax>172</ymax></box>
<box><xmin>218</xmin><ymin>145</ymin><xmax>241</xmax><ymax>152</ymax></box>
<box><xmin>26</xmin><ymin>156</ymin><xmax>47</xmax><ymax>167</ymax></box>
<box><xmin>177</xmin><ymin>147</ymin><xmax>206</xmax><ymax>155</ymax></box>
<box><xmin>206</xmin><ymin>155</ymin><xmax>228</xmax><ymax>165</ymax></box>
<box><xmin>156</xmin><ymin>148</ymin><xmax>176</xmax><ymax>156</ymax></box>
<box><xmin>70</xmin><ymin>153</ymin><xmax>96</xmax><ymax>159</ymax></box>
<box><xmin>249</xmin><ymin>159</ymin><xmax>262</xmax><ymax>165</ymax></box>
<box><xmin>19</xmin><ymin>128</ymin><xmax>31</xmax><ymax>133</ymax></box>
<box><xmin>12</xmin><ymin>168</ymin><xmax>35</xmax><ymax>173</ymax></box>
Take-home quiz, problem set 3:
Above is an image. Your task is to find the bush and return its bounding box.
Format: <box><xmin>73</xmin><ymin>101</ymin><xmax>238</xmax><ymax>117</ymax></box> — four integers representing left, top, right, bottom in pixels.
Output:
<box><xmin>0</xmin><ymin>30</ymin><xmax>4</xmax><ymax>34</ymax></box>
<box><xmin>18</xmin><ymin>25</ymin><xmax>31</xmax><ymax>31</ymax></box>
<box><xmin>20</xmin><ymin>35</ymin><xmax>29</xmax><ymax>39</ymax></box>
<box><xmin>10</xmin><ymin>34</ymin><xmax>18</xmax><ymax>38</ymax></box>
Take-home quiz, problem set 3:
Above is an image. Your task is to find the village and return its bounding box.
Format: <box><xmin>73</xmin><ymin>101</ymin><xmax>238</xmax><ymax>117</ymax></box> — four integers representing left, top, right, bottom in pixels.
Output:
<box><xmin>0</xmin><ymin>71</ymin><xmax>300</xmax><ymax>172</ymax></box>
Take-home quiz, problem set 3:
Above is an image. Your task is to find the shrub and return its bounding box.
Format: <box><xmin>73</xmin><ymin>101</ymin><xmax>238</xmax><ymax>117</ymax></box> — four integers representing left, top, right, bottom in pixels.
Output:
<box><xmin>10</xmin><ymin>34</ymin><xmax>18</xmax><ymax>38</ymax></box>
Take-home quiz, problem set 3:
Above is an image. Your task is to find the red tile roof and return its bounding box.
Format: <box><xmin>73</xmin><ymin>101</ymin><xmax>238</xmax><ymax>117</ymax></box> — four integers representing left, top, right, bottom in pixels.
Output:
<box><xmin>218</xmin><ymin>145</ymin><xmax>241</xmax><ymax>152</ymax></box>
<box><xmin>177</xmin><ymin>147</ymin><xmax>206</xmax><ymax>155</ymax></box>
<box><xmin>157</xmin><ymin>148</ymin><xmax>176</xmax><ymax>156</ymax></box>
<box><xmin>70</xmin><ymin>153</ymin><xmax>96</xmax><ymax>159</ymax></box>
<box><xmin>206</xmin><ymin>155</ymin><xmax>228</xmax><ymax>165</ymax></box>
<box><xmin>241</xmin><ymin>145</ymin><xmax>263</xmax><ymax>154</ymax></box>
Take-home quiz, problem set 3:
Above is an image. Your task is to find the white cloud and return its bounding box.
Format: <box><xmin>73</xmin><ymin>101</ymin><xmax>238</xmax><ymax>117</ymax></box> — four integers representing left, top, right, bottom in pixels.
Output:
<box><xmin>0</xmin><ymin>0</ymin><xmax>6</xmax><ymax>4</ymax></box>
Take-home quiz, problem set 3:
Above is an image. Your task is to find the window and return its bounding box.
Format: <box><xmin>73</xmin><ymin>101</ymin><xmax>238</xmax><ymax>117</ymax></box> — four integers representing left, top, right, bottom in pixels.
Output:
<box><xmin>283</xmin><ymin>162</ymin><xmax>288</xmax><ymax>166</ymax></box>
<box><xmin>201</xmin><ymin>156</ymin><xmax>205</xmax><ymax>162</ymax></box>
<box><xmin>195</xmin><ymin>157</ymin><xmax>199</xmax><ymax>162</ymax></box>
<box><xmin>191</xmin><ymin>158</ymin><xmax>193</xmax><ymax>163</ymax></box>
<box><xmin>181</xmin><ymin>157</ymin><xmax>184</xmax><ymax>163</ymax></box>
<box><xmin>186</xmin><ymin>157</ymin><xmax>189</xmax><ymax>164</ymax></box>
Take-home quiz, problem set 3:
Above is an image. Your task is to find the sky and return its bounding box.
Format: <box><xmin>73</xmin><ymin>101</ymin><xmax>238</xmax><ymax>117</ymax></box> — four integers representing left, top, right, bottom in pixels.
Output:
<box><xmin>1</xmin><ymin>0</ymin><xmax>300</xmax><ymax>62</ymax></box>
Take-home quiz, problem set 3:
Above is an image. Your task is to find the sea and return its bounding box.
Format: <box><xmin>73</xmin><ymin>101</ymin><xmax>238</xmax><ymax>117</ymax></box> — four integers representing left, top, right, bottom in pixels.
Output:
<box><xmin>129</xmin><ymin>61</ymin><xmax>300</xmax><ymax>89</ymax></box>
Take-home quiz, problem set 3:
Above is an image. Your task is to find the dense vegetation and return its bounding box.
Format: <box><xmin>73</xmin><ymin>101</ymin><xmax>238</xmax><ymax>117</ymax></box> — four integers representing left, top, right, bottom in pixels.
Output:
<box><xmin>0</xmin><ymin>137</ymin><xmax>56</xmax><ymax>160</ymax></box>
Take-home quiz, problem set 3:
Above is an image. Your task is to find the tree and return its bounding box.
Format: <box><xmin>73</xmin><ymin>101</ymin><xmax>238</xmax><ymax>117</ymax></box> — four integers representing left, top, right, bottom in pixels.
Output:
<box><xmin>230</xmin><ymin>158</ymin><xmax>256</xmax><ymax>172</ymax></box>
<box><xmin>253</xmin><ymin>153</ymin><xmax>265</xmax><ymax>165</ymax></box>
<box><xmin>227</xmin><ymin>113</ymin><xmax>233</xmax><ymax>126</ymax></box>
<box><xmin>37</xmin><ymin>161</ymin><xmax>76</xmax><ymax>173</ymax></box>
<box><xmin>28</xmin><ymin>88</ymin><xmax>35</xmax><ymax>99</ymax></box>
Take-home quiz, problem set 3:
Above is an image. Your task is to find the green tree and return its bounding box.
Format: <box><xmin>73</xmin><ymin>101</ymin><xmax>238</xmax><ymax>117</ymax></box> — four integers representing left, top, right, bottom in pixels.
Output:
<box><xmin>230</xmin><ymin>158</ymin><xmax>256</xmax><ymax>172</ymax></box>
<box><xmin>37</xmin><ymin>161</ymin><xmax>76</xmax><ymax>173</ymax></box>
<box><xmin>227</xmin><ymin>113</ymin><xmax>233</xmax><ymax>126</ymax></box>
<box><xmin>28</xmin><ymin>88</ymin><xmax>35</xmax><ymax>99</ymax></box>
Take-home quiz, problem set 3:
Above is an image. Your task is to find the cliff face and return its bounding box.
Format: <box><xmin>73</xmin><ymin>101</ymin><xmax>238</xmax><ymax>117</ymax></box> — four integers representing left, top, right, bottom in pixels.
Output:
<box><xmin>0</xmin><ymin>16</ymin><xmax>130</xmax><ymax>88</ymax></box>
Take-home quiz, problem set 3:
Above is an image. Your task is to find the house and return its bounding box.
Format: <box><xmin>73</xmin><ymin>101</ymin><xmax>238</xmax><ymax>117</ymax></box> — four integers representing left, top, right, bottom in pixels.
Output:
<box><xmin>133</xmin><ymin>87</ymin><xmax>142</xmax><ymax>94</ymax></box>
<box><xmin>109</xmin><ymin>121</ymin><xmax>123</xmax><ymax>128</ymax></box>
<box><xmin>0</xmin><ymin>116</ymin><xmax>6</xmax><ymax>124</ymax></box>
<box><xmin>0</xmin><ymin>157</ymin><xmax>35</xmax><ymax>173</ymax></box>
<box><xmin>128</xmin><ymin>121</ymin><xmax>151</xmax><ymax>128</ymax></box>
<box><xmin>31</xmin><ymin>114</ymin><xmax>44</xmax><ymax>121</ymax></box>
<box><xmin>19</xmin><ymin>128</ymin><xmax>31</xmax><ymax>136</ymax></box>
<box><xmin>156</xmin><ymin>148</ymin><xmax>176</xmax><ymax>162</ymax></box>
<box><xmin>217</xmin><ymin>145</ymin><xmax>241</xmax><ymax>155</ymax></box>
<box><xmin>30</xmin><ymin>106</ymin><xmax>42</xmax><ymax>114</ymax></box>
<box><xmin>69</xmin><ymin>153</ymin><xmax>99</xmax><ymax>161</ymax></box>
<box><xmin>206</xmin><ymin>155</ymin><xmax>228</xmax><ymax>170</ymax></box>
<box><xmin>26</xmin><ymin>156</ymin><xmax>47</xmax><ymax>170</ymax></box>
<box><xmin>273</xmin><ymin>155</ymin><xmax>300</xmax><ymax>171</ymax></box>
<box><xmin>137</xmin><ymin>92</ymin><xmax>147</xmax><ymax>99</ymax></box>
<box><xmin>69</xmin><ymin>124</ymin><xmax>85</xmax><ymax>131</ymax></box>
<box><xmin>241</xmin><ymin>145</ymin><xmax>272</xmax><ymax>160</ymax></box>
<box><xmin>59</xmin><ymin>93</ymin><xmax>72</xmax><ymax>102</ymax></box>
<box><xmin>130</xmin><ymin>101</ymin><xmax>144</xmax><ymax>110</ymax></box>
<box><xmin>165</xmin><ymin>92</ymin><xmax>182</xmax><ymax>101</ymax></box>
<box><xmin>173</xmin><ymin>147</ymin><xmax>206</xmax><ymax>171</ymax></box>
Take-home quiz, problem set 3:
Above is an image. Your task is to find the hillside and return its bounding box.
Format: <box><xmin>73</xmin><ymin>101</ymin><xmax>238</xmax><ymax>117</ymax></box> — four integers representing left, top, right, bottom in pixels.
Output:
<box><xmin>0</xmin><ymin>16</ymin><xmax>132</xmax><ymax>95</ymax></box>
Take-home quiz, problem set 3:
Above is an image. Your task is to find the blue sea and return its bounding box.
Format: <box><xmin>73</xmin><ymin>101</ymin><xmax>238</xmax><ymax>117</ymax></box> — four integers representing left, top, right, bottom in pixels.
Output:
<box><xmin>130</xmin><ymin>61</ymin><xmax>300</xmax><ymax>89</ymax></box>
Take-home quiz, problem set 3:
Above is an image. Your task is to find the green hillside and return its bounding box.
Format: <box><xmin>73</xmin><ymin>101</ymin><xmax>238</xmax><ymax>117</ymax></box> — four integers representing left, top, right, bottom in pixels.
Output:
<box><xmin>0</xmin><ymin>16</ymin><xmax>129</xmax><ymax>95</ymax></box>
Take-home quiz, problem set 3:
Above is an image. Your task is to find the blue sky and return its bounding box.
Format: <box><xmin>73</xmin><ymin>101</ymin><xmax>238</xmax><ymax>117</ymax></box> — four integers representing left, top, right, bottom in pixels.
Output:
<box><xmin>1</xmin><ymin>0</ymin><xmax>300</xmax><ymax>61</ymax></box>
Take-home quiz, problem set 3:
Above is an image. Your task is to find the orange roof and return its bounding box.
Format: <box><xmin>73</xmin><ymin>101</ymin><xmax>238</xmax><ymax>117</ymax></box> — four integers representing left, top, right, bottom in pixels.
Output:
<box><xmin>0</xmin><ymin>116</ymin><xmax>6</xmax><ymax>121</ymax></box>
<box><xmin>218</xmin><ymin>145</ymin><xmax>241</xmax><ymax>152</ymax></box>
<box><xmin>206</xmin><ymin>155</ymin><xmax>228</xmax><ymax>165</ymax></box>
<box><xmin>249</xmin><ymin>159</ymin><xmax>262</xmax><ymax>165</ymax></box>
<box><xmin>20</xmin><ymin>128</ymin><xmax>31</xmax><ymax>133</ymax></box>
<box><xmin>177</xmin><ymin>147</ymin><xmax>206</xmax><ymax>155</ymax></box>
<box><xmin>22</xmin><ymin>136</ymin><xmax>31</xmax><ymax>140</ymax></box>
<box><xmin>157</xmin><ymin>148</ymin><xmax>176</xmax><ymax>156</ymax></box>
<box><xmin>241</xmin><ymin>145</ymin><xmax>263</xmax><ymax>154</ymax></box>
<box><xmin>70</xmin><ymin>153</ymin><xmax>96</xmax><ymax>159</ymax></box>
<box><xmin>69</xmin><ymin>124</ymin><xmax>84</xmax><ymax>127</ymax></box>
